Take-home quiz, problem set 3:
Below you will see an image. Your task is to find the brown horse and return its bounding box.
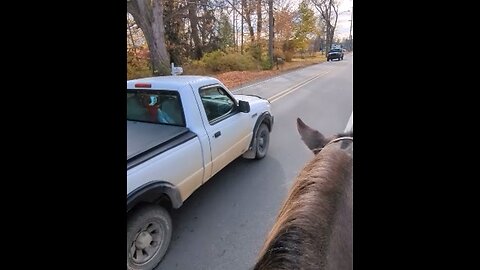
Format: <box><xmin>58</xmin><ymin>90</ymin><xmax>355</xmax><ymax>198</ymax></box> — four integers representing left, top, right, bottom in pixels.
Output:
<box><xmin>254</xmin><ymin>118</ymin><xmax>353</xmax><ymax>270</ymax></box>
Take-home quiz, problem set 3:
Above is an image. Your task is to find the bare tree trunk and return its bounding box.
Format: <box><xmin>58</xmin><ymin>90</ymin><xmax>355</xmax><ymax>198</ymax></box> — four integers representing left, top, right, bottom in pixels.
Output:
<box><xmin>187</xmin><ymin>1</ymin><xmax>203</xmax><ymax>59</ymax></box>
<box><xmin>127</xmin><ymin>0</ymin><xmax>170</xmax><ymax>75</ymax></box>
<box><xmin>150</xmin><ymin>0</ymin><xmax>170</xmax><ymax>74</ymax></box>
<box><xmin>326</xmin><ymin>24</ymin><xmax>332</xmax><ymax>52</ymax></box>
<box><xmin>268</xmin><ymin>0</ymin><xmax>273</xmax><ymax>67</ymax></box>
<box><xmin>226</xmin><ymin>0</ymin><xmax>252</xmax><ymax>53</ymax></box>
<box><xmin>233</xmin><ymin>0</ymin><xmax>237</xmax><ymax>52</ymax></box>
<box><xmin>256</xmin><ymin>0</ymin><xmax>262</xmax><ymax>42</ymax></box>
<box><xmin>242</xmin><ymin>0</ymin><xmax>255</xmax><ymax>43</ymax></box>
<box><xmin>241</xmin><ymin>3</ymin><xmax>244</xmax><ymax>53</ymax></box>
<box><xmin>312</xmin><ymin>0</ymin><xmax>339</xmax><ymax>52</ymax></box>
<box><xmin>329</xmin><ymin>3</ymin><xmax>339</xmax><ymax>49</ymax></box>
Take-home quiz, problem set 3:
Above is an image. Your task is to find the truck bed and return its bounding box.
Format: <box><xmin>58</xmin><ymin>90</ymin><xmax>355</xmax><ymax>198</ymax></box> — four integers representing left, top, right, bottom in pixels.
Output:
<box><xmin>127</xmin><ymin>121</ymin><xmax>196</xmax><ymax>169</ymax></box>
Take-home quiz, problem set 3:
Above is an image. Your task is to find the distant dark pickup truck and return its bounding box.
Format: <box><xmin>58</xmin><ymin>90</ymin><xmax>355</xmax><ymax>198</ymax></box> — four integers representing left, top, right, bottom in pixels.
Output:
<box><xmin>327</xmin><ymin>49</ymin><xmax>344</xmax><ymax>61</ymax></box>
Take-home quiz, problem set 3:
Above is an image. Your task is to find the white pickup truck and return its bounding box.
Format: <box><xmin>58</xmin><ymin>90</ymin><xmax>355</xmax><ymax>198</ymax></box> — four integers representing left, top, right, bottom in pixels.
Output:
<box><xmin>127</xmin><ymin>75</ymin><xmax>274</xmax><ymax>270</ymax></box>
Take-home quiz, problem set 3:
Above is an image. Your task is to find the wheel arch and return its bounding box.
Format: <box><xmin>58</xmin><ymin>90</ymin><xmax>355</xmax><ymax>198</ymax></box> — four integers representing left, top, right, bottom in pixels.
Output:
<box><xmin>242</xmin><ymin>112</ymin><xmax>274</xmax><ymax>159</ymax></box>
<box><xmin>127</xmin><ymin>181</ymin><xmax>183</xmax><ymax>213</ymax></box>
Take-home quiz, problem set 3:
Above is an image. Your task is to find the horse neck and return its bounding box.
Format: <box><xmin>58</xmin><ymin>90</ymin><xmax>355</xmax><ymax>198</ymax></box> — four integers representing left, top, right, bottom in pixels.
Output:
<box><xmin>325</xmin><ymin>153</ymin><xmax>353</xmax><ymax>270</ymax></box>
<box><xmin>254</xmin><ymin>147</ymin><xmax>353</xmax><ymax>270</ymax></box>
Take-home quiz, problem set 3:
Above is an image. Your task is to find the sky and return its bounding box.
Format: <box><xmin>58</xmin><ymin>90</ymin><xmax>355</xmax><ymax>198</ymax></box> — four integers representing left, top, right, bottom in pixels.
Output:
<box><xmin>336</xmin><ymin>0</ymin><xmax>353</xmax><ymax>39</ymax></box>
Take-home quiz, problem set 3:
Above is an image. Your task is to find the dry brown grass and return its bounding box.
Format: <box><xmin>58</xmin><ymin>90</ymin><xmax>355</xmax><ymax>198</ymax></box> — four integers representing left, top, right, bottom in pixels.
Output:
<box><xmin>214</xmin><ymin>53</ymin><xmax>327</xmax><ymax>89</ymax></box>
<box><xmin>129</xmin><ymin>52</ymin><xmax>329</xmax><ymax>89</ymax></box>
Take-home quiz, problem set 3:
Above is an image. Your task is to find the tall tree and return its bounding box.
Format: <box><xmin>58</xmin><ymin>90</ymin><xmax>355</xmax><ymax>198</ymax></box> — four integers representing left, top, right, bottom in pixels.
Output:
<box><xmin>315</xmin><ymin>17</ymin><xmax>326</xmax><ymax>52</ymax></box>
<box><xmin>164</xmin><ymin>1</ymin><xmax>188</xmax><ymax>65</ymax></box>
<box><xmin>256</xmin><ymin>0</ymin><xmax>263</xmax><ymax>42</ymax></box>
<box><xmin>218</xmin><ymin>13</ymin><xmax>234</xmax><ymax>51</ymax></box>
<box><xmin>294</xmin><ymin>1</ymin><xmax>317</xmax><ymax>53</ymax></box>
<box><xmin>273</xmin><ymin>5</ymin><xmax>295</xmax><ymax>60</ymax></box>
<box><xmin>242</xmin><ymin>0</ymin><xmax>255</xmax><ymax>43</ymax></box>
<box><xmin>127</xmin><ymin>0</ymin><xmax>170</xmax><ymax>75</ymax></box>
<box><xmin>274</xmin><ymin>7</ymin><xmax>294</xmax><ymax>43</ymax></box>
<box><xmin>187</xmin><ymin>1</ymin><xmax>203</xmax><ymax>59</ymax></box>
<box><xmin>310</xmin><ymin>0</ymin><xmax>339</xmax><ymax>52</ymax></box>
<box><xmin>197</xmin><ymin>1</ymin><xmax>218</xmax><ymax>52</ymax></box>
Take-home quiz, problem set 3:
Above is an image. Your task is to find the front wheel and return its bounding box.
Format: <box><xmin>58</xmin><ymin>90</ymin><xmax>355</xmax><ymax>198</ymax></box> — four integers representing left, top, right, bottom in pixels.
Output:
<box><xmin>127</xmin><ymin>205</ymin><xmax>172</xmax><ymax>270</ymax></box>
<box><xmin>255</xmin><ymin>124</ymin><xmax>270</xmax><ymax>159</ymax></box>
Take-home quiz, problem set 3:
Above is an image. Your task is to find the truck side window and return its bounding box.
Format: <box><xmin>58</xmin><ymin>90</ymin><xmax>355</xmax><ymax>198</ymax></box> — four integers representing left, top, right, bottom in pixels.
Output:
<box><xmin>199</xmin><ymin>87</ymin><xmax>235</xmax><ymax>123</ymax></box>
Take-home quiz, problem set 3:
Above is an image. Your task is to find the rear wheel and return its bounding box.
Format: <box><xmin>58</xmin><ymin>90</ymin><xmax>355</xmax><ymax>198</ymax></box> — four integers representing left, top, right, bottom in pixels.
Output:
<box><xmin>255</xmin><ymin>124</ymin><xmax>270</xmax><ymax>159</ymax></box>
<box><xmin>127</xmin><ymin>205</ymin><xmax>172</xmax><ymax>270</ymax></box>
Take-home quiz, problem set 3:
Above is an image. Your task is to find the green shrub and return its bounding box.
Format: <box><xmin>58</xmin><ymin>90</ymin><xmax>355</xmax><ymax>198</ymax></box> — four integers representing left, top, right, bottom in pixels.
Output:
<box><xmin>260</xmin><ymin>57</ymin><xmax>273</xmax><ymax>70</ymax></box>
<box><xmin>183</xmin><ymin>60</ymin><xmax>208</xmax><ymax>75</ymax></box>
<box><xmin>202</xmin><ymin>50</ymin><xmax>257</xmax><ymax>72</ymax></box>
<box><xmin>247</xmin><ymin>43</ymin><xmax>262</xmax><ymax>61</ymax></box>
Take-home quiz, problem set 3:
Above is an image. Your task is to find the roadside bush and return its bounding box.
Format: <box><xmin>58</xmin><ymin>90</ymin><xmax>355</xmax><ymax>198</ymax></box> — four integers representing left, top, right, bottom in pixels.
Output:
<box><xmin>247</xmin><ymin>43</ymin><xmax>262</xmax><ymax>61</ymax></box>
<box><xmin>202</xmin><ymin>50</ymin><xmax>257</xmax><ymax>72</ymax></box>
<box><xmin>274</xmin><ymin>49</ymin><xmax>285</xmax><ymax>60</ymax></box>
<box><xmin>284</xmin><ymin>51</ymin><xmax>294</xmax><ymax>62</ymax></box>
<box><xmin>127</xmin><ymin>52</ymin><xmax>153</xmax><ymax>80</ymax></box>
<box><xmin>282</xmin><ymin>40</ymin><xmax>295</xmax><ymax>62</ymax></box>
<box><xmin>183</xmin><ymin>60</ymin><xmax>208</xmax><ymax>75</ymax></box>
<box><xmin>260</xmin><ymin>57</ymin><xmax>273</xmax><ymax>70</ymax></box>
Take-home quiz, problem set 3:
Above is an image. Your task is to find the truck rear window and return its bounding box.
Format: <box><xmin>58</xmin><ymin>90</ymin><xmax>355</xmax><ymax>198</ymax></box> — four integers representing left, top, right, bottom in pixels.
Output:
<box><xmin>127</xmin><ymin>90</ymin><xmax>185</xmax><ymax>126</ymax></box>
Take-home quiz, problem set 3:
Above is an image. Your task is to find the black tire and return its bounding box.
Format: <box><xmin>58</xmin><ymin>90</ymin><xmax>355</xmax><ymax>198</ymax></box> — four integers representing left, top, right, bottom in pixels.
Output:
<box><xmin>255</xmin><ymin>123</ymin><xmax>270</xmax><ymax>159</ymax></box>
<box><xmin>127</xmin><ymin>205</ymin><xmax>172</xmax><ymax>270</ymax></box>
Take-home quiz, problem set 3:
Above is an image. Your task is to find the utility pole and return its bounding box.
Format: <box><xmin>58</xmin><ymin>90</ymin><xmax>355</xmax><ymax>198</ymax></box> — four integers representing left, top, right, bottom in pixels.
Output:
<box><xmin>349</xmin><ymin>7</ymin><xmax>353</xmax><ymax>51</ymax></box>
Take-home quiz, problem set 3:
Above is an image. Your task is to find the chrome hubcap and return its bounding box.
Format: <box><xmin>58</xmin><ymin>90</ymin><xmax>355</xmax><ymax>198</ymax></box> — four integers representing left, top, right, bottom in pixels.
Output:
<box><xmin>135</xmin><ymin>231</ymin><xmax>153</xmax><ymax>250</ymax></box>
<box><xmin>129</xmin><ymin>222</ymin><xmax>163</xmax><ymax>264</ymax></box>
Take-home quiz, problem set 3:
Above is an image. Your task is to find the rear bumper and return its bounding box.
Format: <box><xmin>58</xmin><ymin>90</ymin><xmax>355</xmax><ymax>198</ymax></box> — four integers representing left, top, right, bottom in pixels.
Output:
<box><xmin>328</xmin><ymin>54</ymin><xmax>342</xmax><ymax>59</ymax></box>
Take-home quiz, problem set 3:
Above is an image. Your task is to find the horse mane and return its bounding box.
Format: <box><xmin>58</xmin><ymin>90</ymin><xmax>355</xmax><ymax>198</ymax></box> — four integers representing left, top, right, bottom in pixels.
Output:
<box><xmin>254</xmin><ymin>119</ymin><xmax>353</xmax><ymax>270</ymax></box>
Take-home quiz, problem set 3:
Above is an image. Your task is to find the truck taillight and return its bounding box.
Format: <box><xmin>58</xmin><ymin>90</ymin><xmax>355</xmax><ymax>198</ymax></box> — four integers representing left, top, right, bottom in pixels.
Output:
<box><xmin>135</xmin><ymin>83</ymin><xmax>151</xmax><ymax>88</ymax></box>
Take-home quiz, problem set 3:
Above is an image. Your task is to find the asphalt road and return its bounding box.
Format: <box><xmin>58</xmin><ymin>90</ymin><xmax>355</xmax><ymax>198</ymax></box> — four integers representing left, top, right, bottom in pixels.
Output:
<box><xmin>155</xmin><ymin>54</ymin><xmax>353</xmax><ymax>270</ymax></box>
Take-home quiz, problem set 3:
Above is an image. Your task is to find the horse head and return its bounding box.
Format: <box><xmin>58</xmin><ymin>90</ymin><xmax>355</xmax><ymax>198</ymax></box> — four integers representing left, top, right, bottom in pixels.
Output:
<box><xmin>297</xmin><ymin>117</ymin><xmax>353</xmax><ymax>155</ymax></box>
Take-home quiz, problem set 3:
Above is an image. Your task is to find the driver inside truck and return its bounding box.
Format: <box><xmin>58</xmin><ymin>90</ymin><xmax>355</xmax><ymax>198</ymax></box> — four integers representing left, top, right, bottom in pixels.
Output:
<box><xmin>146</xmin><ymin>95</ymin><xmax>175</xmax><ymax>124</ymax></box>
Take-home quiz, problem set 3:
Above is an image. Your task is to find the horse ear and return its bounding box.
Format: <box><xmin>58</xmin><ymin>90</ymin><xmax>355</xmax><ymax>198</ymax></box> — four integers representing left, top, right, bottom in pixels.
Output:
<box><xmin>297</xmin><ymin>118</ymin><xmax>329</xmax><ymax>152</ymax></box>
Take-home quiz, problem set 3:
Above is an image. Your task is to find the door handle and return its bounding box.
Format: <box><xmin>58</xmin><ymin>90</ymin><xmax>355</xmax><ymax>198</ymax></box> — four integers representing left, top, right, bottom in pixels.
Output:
<box><xmin>214</xmin><ymin>131</ymin><xmax>221</xmax><ymax>138</ymax></box>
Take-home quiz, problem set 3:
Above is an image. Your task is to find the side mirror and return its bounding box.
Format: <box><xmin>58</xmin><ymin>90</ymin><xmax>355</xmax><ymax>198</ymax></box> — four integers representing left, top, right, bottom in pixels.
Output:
<box><xmin>238</xmin><ymin>100</ymin><xmax>250</xmax><ymax>113</ymax></box>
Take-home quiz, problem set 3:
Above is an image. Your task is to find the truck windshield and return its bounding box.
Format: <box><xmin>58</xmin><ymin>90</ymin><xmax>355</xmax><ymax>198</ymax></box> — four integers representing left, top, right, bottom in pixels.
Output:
<box><xmin>127</xmin><ymin>90</ymin><xmax>185</xmax><ymax>126</ymax></box>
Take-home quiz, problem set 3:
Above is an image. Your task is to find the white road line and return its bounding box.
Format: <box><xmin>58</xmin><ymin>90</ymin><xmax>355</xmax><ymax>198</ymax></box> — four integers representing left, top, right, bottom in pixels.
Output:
<box><xmin>233</xmin><ymin>76</ymin><xmax>280</xmax><ymax>92</ymax></box>
<box><xmin>268</xmin><ymin>70</ymin><xmax>331</xmax><ymax>103</ymax></box>
<box><xmin>232</xmin><ymin>67</ymin><xmax>335</xmax><ymax>92</ymax></box>
<box><xmin>344</xmin><ymin>112</ymin><xmax>353</xmax><ymax>132</ymax></box>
